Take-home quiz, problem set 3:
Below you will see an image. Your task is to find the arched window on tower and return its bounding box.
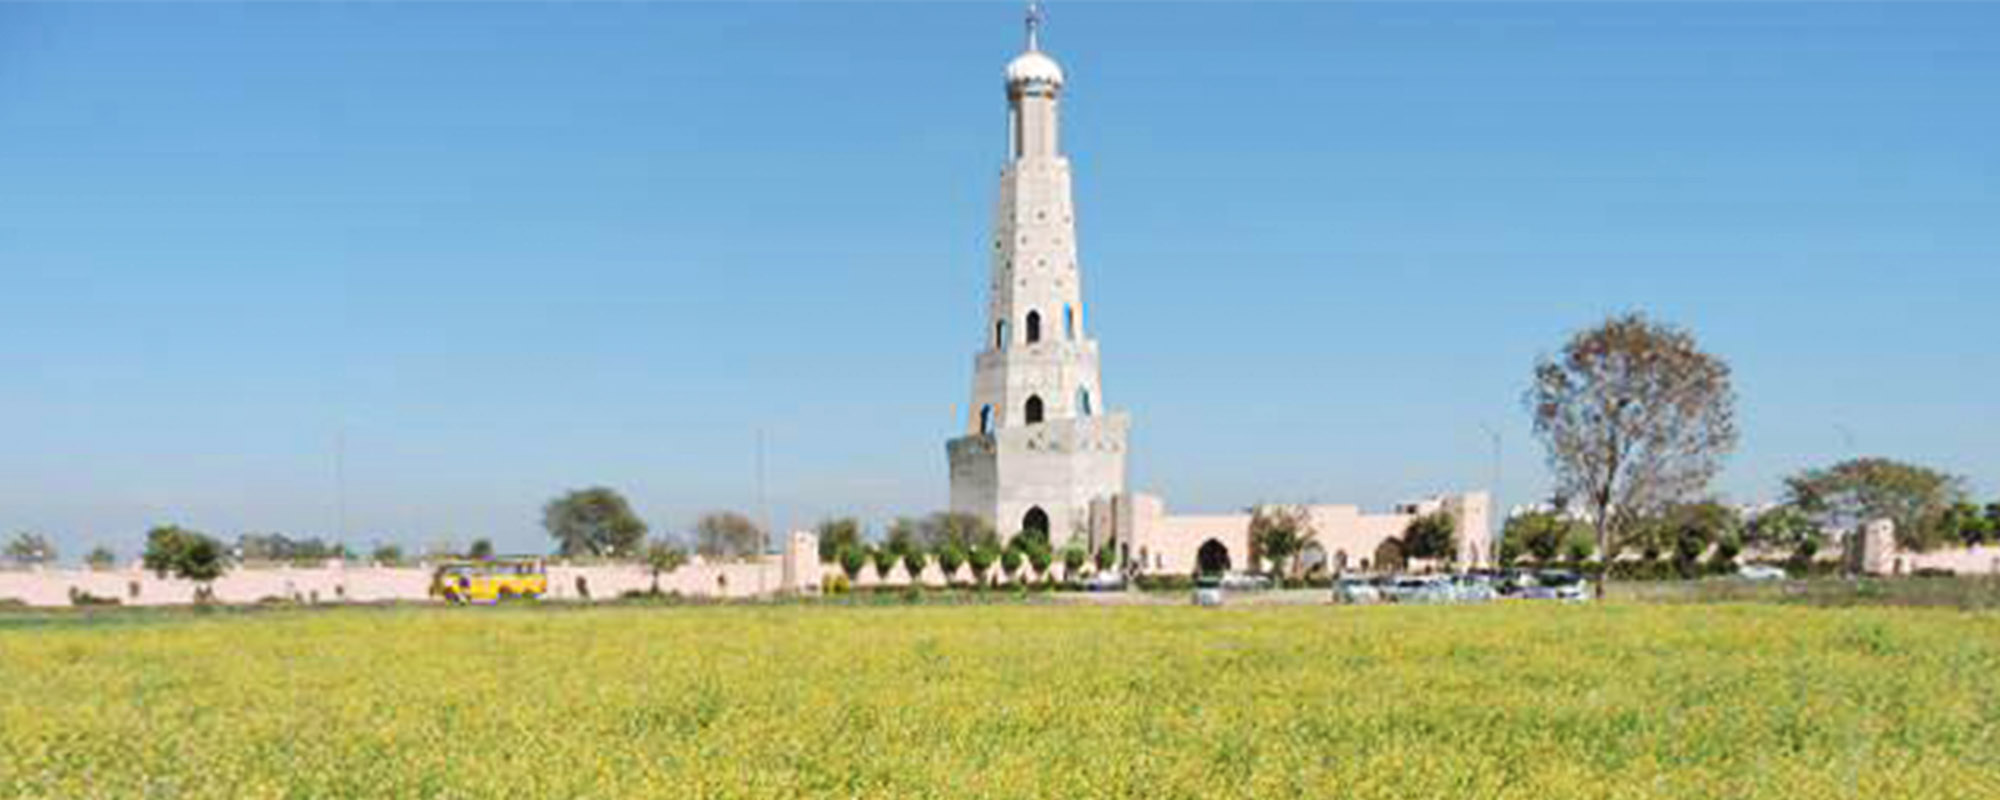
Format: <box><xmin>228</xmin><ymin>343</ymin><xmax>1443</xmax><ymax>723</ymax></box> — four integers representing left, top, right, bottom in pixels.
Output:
<box><xmin>1064</xmin><ymin>304</ymin><xmax>1075</xmax><ymax>340</ymax></box>
<box><xmin>1024</xmin><ymin>395</ymin><xmax>1045</xmax><ymax>425</ymax></box>
<box><xmin>1025</xmin><ymin>311</ymin><xmax>1042</xmax><ymax>344</ymax></box>
<box><xmin>995</xmin><ymin>320</ymin><xmax>1009</xmax><ymax>351</ymax></box>
<box><xmin>1075</xmin><ymin>387</ymin><xmax>1092</xmax><ymax>416</ymax></box>
<box><xmin>979</xmin><ymin>405</ymin><xmax>992</xmax><ymax>435</ymax></box>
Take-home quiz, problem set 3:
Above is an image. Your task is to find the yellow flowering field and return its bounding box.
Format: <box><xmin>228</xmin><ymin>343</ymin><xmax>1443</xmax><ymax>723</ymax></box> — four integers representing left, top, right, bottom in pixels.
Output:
<box><xmin>2</xmin><ymin>603</ymin><xmax>1997</xmax><ymax>798</ymax></box>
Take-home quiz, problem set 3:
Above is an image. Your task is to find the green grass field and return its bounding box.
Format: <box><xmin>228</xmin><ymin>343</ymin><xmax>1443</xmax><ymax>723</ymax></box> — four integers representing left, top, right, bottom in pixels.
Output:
<box><xmin>3</xmin><ymin>603</ymin><xmax>1997</xmax><ymax>798</ymax></box>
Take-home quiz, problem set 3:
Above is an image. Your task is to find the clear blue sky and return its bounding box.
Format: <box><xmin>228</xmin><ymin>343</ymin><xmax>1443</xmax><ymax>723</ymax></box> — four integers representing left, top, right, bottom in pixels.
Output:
<box><xmin>3</xmin><ymin>2</ymin><xmax>1996</xmax><ymax>559</ymax></box>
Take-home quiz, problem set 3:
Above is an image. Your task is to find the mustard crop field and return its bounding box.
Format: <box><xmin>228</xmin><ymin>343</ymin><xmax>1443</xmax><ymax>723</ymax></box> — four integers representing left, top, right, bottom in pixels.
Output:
<box><xmin>3</xmin><ymin>603</ymin><xmax>1997</xmax><ymax>798</ymax></box>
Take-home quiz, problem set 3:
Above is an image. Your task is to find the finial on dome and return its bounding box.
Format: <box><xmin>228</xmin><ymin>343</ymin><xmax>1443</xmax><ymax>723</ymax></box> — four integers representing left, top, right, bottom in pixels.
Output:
<box><xmin>1026</xmin><ymin>0</ymin><xmax>1044</xmax><ymax>52</ymax></box>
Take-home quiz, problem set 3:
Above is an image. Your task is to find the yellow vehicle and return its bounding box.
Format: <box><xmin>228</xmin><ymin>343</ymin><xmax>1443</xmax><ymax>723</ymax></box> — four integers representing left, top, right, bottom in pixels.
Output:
<box><xmin>431</xmin><ymin>560</ymin><xmax>548</xmax><ymax>604</ymax></box>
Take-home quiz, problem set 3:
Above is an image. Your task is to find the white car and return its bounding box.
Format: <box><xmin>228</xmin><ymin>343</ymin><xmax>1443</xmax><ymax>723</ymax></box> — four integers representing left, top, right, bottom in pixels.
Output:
<box><xmin>1219</xmin><ymin>572</ymin><xmax>1273</xmax><ymax>591</ymax></box>
<box><xmin>1083</xmin><ymin>571</ymin><xmax>1126</xmax><ymax>592</ymax></box>
<box><xmin>1537</xmin><ymin>570</ymin><xmax>1592</xmax><ymax>602</ymax></box>
<box><xmin>1333</xmin><ymin>577</ymin><xmax>1382</xmax><ymax>605</ymax></box>
<box><xmin>1737</xmin><ymin>564</ymin><xmax>1788</xmax><ymax>581</ymax></box>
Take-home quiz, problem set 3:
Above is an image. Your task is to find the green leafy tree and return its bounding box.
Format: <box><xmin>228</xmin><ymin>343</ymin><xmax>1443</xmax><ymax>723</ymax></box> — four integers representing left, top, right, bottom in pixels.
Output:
<box><xmin>4</xmin><ymin>532</ymin><xmax>57</xmax><ymax>566</ymax></box>
<box><xmin>1940</xmin><ymin>502</ymin><xmax>1996</xmax><ymax>547</ymax></box>
<box><xmin>936</xmin><ymin>543</ymin><xmax>967</xmax><ymax>586</ymax></box>
<box><xmin>1783</xmin><ymin>458</ymin><xmax>1967</xmax><ymax>551</ymax></box>
<box><xmin>1711</xmin><ymin>532</ymin><xmax>1743</xmax><ymax>572</ymax></box>
<box><xmin>85</xmin><ymin>546</ymin><xmax>118</xmax><ymax>571</ymax></box>
<box><xmin>870</xmin><ymin>545</ymin><xmax>897</xmax><ymax>579</ymax></box>
<box><xmin>542</xmin><ymin>487</ymin><xmax>649</xmax><ymax>558</ymax></box>
<box><xmin>1562</xmin><ymin>532</ymin><xmax>1595</xmax><ymax>565</ymax></box>
<box><xmin>468</xmin><ymin>538</ymin><xmax>495</xmax><ymax>561</ymax></box>
<box><xmin>901</xmin><ymin>548</ymin><xmax>928</xmax><ymax>583</ymax></box>
<box><xmin>1506</xmin><ymin>512</ymin><xmax>1577</xmax><ymax>565</ymax></box>
<box><xmin>1061</xmin><ymin>543</ymin><xmax>1087</xmax><ymax>582</ymax></box>
<box><xmin>644</xmin><ymin>536</ymin><xmax>689</xmax><ymax>592</ymax></box>
<box><xmin>370</xmin><ymin>543</ymin><xmax>405</xmax><ymax>566</ymax></box>
<box><xmin>884</xmin><ymin>518</ymin><xmax>921</xmax><ymax>557</ymax></box>
<box><xmin>1528</xmin><ymin>313</ymin><xmax>1739</xmax><ymax>596</ymax></box>
<box><xmin>1094</xmin><ymin>544</ymin><xmax>1118</xmax><ymax>572</ymax></box>
<box><xmin>919</xmin><ymin>512</ymin><xmax>998</xmax><ymax>554</ymax></box>
<box><xmin>695</xmin><ymin>512</ymin><xmax>765</xmax><ymax>562</ymax></box>
<box><xmin>1651</xmin><ymin>501</ymin><xmax>1741</xmax><ymax>578</ymax></box>
<box><xmin>1746</xmin><ymin>506</ymin><xmax>1826</xmax><ymax>565</ymax></box>
<box><xmin>1497</xmin><ymin>534</ymin><xmax>1526</xmax><ymax>566</ymax></box>
<box><xmin>967</xmin><ymin>541</ymin><xmax>1000</xmax><ymax>586</ymax></box>
<box><xmin>1025</xmin><ymin>540</ymin><xmax>1054</xmax><ymax>580</ymax></box>
<box><xmin>142</xmin><ymin>525</ymin><xmax>230</xmax><ymax>591</ymax></box>
<box><xmin>816</xmin><ymin>517</ymin><xmax>863</xmax><ymax>563</ymax></box>
<box><xmin>1001</xmin><ymin>543</ymin><xmax>1025</xmax><ymax>581</ymax></box>
<box><xmin>838</xmin><ymin>545</ymin><xmax>867</xmax><ymax>582</ymax></box>
<box><xmin>1248</xmin><ymin>505</ymin><xmax>1316</xmax><ymax>577</ymax></box>
<box><xmin>1402</xmin><ymin>512</ymin><xmax>1459</xmax><ymax>565</ymax></box>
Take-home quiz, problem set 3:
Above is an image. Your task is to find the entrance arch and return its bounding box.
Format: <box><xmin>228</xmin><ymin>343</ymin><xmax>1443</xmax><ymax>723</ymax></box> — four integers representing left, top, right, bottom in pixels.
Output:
<box><xmin>1374</xmin><ymin>538</ymin><xmax>1406</xmax><ymax>574</ymax></box>
<box><xmin>1022</xmin><ymin>507</ymin><xmax>1050</xmax><ymax>538</ymax></box>
<box><xmin>1024</xmin><ymin>395</ymin><xmax>1045</xmax><ymax>424</ymax></box>
<box><xmin>1196</xmin><ymin>539</ymin><xmax>1232</xmax><ymax>576</ymax></box>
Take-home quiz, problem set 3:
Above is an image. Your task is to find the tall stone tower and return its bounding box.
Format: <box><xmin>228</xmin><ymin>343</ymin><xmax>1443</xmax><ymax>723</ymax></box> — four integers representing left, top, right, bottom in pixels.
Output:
<box><xmin>947</xmin><ymin>2</ymin><xmax>1129</xmax><ymax>544</ymax></box>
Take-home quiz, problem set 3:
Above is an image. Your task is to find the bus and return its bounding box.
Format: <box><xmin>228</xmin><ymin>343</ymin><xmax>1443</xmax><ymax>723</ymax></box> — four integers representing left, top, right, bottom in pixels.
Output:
<box><xmin>430</xmin><ymin>560</ymin><xmax>547</xmax><ymax>604</ymax></box>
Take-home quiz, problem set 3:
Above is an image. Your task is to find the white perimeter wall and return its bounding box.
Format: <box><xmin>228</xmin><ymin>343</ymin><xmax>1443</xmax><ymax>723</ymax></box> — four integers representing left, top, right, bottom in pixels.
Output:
<box><xmin>0</xmin><ymin>533</ymin><xmax>824</xmax><ymax>608</ymax></box>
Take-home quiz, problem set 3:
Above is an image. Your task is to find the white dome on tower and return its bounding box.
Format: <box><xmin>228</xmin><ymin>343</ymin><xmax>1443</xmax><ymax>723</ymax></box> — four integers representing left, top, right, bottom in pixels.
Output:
<box><xmin>1006</xmin><ymin>50</ymin><xmax>1064</xmax><ymax>88</ymax></box>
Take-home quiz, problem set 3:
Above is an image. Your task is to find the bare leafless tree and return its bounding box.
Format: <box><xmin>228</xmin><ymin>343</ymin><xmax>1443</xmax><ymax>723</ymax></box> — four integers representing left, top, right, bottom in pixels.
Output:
<box><xmin>1527</xmin><ymin>313</ymin><xmax>1738</xmax><ymax>597</ymax></box>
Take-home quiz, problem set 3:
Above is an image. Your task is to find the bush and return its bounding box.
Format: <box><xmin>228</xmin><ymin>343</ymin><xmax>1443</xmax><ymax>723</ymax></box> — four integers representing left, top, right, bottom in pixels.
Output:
<box><xmin>1134</xmin><ymin>575</ymin><xmax>1195</xmax><ymax>592</ymax></box>
<box><xmin>825</xmin><ymin>574</ymin><xmax>852</xmax><ymax>595</ymax></box>
<box><xmin>67</xmin><ymin>587</ymin><xmax>121</xmax><ymax>607</ymax></box>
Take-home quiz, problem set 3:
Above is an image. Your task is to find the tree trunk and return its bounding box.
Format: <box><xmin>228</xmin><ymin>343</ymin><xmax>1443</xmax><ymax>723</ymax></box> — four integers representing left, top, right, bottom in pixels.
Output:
<box><xmin>1595</xmin><ymin>519</ymin><xmax>1610</xmax><ymax>600</ymax></box>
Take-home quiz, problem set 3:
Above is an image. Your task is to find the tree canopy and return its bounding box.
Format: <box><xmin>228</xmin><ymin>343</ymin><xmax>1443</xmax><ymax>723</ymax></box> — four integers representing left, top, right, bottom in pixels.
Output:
<box><xmin>543</xmin><ymin>487</ymin><xmax>649</xmax><ymax>558</ymax></box>
<box><xmin>1745</xmin><ymin>505</ymin><xmax>1826</xmax><ymax>563</ymax></box>
<box><xmin>1402</xmin><ymin>511</ymin><xmax>1459</xmax><ymax>564</ymax></box>
<box><xmin>918</xmin><ymin>512</ymin><xmax>998</xmax><ymax>554</ymax></box>
<box><xmin>1503</xmin><ymin>511</ymin><xmax>1577</xmax><ymax>565</ymax></box>
<box><xmin>695</xmin><ymin>512</ymin><xmax>765</xmax><ymax>561</ymax></box>
<box><xmin>1528</xmin><ymin>313</ymin><xmax>1737</xmax><ymax>593</ymax></box>
<box><xmin>1783</xmin><ymin>458</ymin><xmax>1968</xmax><ymax>551</ymax></box>
<box><xmin>2</xmin><ymin>532</ymin><xmax>56</xmax><ymax>566</ymax></box>
<box><xmin>815</xmin><ymin>517</ymin><xmax>862</xmax><ymax>563</ymax></box>
<box><xmin>1248</xmin><ymin>505</ymin><xmax>1315</xmax><ymax>576</ymax></box>
<box><xmin>234</xmin><ymin>533</ymin><xmax>348</xmax><ymax>564</ymax></box>
<box><xmin>142</xmin><ymin>525</ymin><xmax>229</xmax><ymax>584</ymax></box>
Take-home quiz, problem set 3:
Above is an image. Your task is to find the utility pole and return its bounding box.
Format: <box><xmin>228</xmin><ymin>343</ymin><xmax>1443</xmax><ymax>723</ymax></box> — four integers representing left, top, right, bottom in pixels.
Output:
<box><xmin>757</xmin><ymin>427</ymin><xmax>769</xmax><ymax>594</ymax></box>
<box><xmin>1479</xmin><ymin>423</ymin><xmax>1502</xmax><ymax>566</ymax></box>
<box><xmin>335</xmin><ymin>424</ymin><xmax>348</xmax><ymax>545</ymax></box>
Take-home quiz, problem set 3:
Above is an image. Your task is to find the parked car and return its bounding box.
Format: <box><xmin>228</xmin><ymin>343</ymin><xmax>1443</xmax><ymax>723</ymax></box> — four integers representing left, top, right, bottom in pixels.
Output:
<box><xmin>1388</xmin><ymin>575</ymin><xmax>1455</xmax><ymax>604</ymax></box>
<box><xmin>1450</xmin><ymin>574</ymin><xmax>1499</xmax><ymax>603</ymax></box>
<box><xmin>1083</xmin><ymin>571</ymin><xmax>1126</xmax><ymax>592</ymax></box>
<box><xmin>1737</xmin><ymin>564</ymin><xmax>1788</xmax><ymax>581</ymax></box>
<box><xmin>1333</xmin><ymin>576</ymin><xmax>1382</xmax><ymax>605</ymax></box>
<box><xmin>1537</xmin><ymin>570</ymin><xmax>1591</xmax><ymax>602</ymax></box>
<box><xmin>1219</xmin><ymin>572</ymin><xmax>1273</xmax><ymax>591</ymax></box>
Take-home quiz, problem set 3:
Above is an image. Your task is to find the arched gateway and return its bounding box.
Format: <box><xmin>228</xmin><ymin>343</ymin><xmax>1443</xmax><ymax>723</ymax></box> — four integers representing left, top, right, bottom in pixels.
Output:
<box><xmin>1196</xmin><ymin>539</ymin><xmax>1231</xmax><ymax>576</ymax></box>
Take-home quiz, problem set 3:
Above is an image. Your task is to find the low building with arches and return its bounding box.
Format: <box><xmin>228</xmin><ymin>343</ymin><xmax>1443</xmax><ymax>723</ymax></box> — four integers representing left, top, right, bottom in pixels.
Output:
<box><xmin>1087</xmin><ymin>491</ymin><xmax>1493</xmax><ymax>577</ymax></box>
